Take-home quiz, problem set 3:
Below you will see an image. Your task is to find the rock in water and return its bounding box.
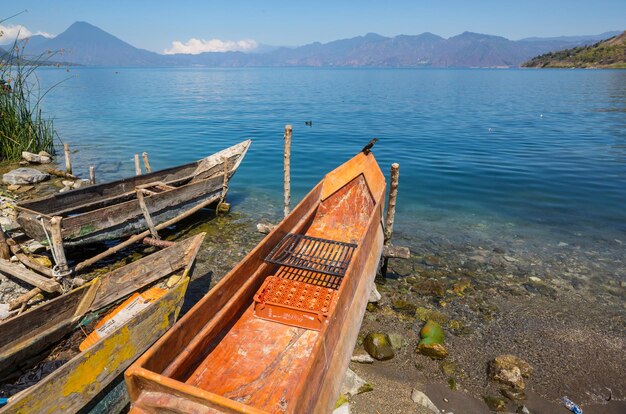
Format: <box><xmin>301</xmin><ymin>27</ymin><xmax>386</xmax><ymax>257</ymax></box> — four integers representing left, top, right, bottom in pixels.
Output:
<box><xmin>351</xmin><ymin>351</ymin><xmax>374</xmax><ymax>364</ymax></box>
<box><xmin>417</xmin><ymin>320</ymin><xmax>448</xmax><ymax>359</ymax></box>
<box><xmin>341</xmin><ymin>368</ymin><xmax>373</xmax><ymax>396</ymax></box>
<box><xmin>410</xmin><ymin>389</ymin><xmax>439</xmax><ymax>413</ymax></box>
<box><xmin>489</xmin><ymin>355</ymin><xmax>533</xmax><ymax>390</ymax></box>
<box><xmin>363</xmin><ymin>332</ymin><xmax>395</xmax><ymax>361</ymax></box>
<box><xmin>3</xmin><ymin>168</ymin><xmax>50</xmax><ymax>185</ymax></box>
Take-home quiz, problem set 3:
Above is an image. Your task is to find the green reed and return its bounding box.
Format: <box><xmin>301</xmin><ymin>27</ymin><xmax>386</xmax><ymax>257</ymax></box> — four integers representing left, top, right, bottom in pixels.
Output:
<box><xmin>0</xmin><ymin>29</ymin><xmax>58</xmax><ymax>161</ymax></box>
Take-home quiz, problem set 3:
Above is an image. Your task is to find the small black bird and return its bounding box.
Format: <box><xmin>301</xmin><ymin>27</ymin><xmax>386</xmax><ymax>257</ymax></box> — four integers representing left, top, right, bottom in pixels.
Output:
<box><xmin>304</xmin><ymin>120</ymin><xmax>313</xmax><ymax>127</ymax></box>
<box><xmin>361</xmin><ymin>138</ymin><xmax>378</xmax><ymax>155</ymax></box>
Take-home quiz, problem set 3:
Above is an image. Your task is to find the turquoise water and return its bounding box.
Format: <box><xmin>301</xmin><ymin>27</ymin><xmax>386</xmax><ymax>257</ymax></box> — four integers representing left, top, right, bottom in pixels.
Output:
<box><xmin>36</xmin><ymin>67</ymin><xmax>626</xmax><ymax>248</ymax></box>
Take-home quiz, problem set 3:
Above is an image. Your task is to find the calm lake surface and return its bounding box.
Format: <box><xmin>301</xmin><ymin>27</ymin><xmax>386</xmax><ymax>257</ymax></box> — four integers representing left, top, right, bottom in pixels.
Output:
<box><xmin>37</xmin><ymin>67</ymin><xmax>626</xmax><ymax>259</ymax></box>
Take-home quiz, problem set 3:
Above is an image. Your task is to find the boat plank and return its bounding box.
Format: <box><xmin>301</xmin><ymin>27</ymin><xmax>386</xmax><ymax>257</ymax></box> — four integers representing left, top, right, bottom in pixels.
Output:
<box><xmin>0</xmin><ymin>259</ymin><xmax>61</xmax><ymax>293</ymax></box>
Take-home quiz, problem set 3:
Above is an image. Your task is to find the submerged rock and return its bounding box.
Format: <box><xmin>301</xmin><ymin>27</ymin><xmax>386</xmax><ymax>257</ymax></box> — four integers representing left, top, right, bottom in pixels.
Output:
<box><xmin>363</xmin><ymin>332</ymin><xmax>395</xmax><ymax>361</ymax></box>
<box><xmin>3</xmin><ymin>168</ymin><xmax>49</xmax><ymax>185</ymax></box>
<box><xmin>410</xmin><ymin>388</ymin><xmax>439</xmax><ymax>413</ymax></box>
<box><xmin>488</xmin><ymin>355</ymin><xmax>532</xmax><ymax>390</ymax></box>
<box><xmin>351</xmin><ymin>350</ymin><xmax>374</xmax><ymax>364</ymax></box>
<box><xmin>417</xmin><ymin>320</ymin><xmax>448</xmax><ymax>359</ymax></box>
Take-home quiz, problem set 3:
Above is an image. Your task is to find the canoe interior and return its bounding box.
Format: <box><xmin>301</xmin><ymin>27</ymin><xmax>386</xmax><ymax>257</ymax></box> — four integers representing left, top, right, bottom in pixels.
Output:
<box><xmin>0</xmin><ymin>234</ymin><xmax>205</xmax><ymax>383</ymax></box>
<box><xmin>15</xmin><ymin>140</ymin><xmax>250</xmax><ymax>244</ymax></box>
<box><xmin>126</xmin><ymin>152</ymin><xmax>386</xmax><ymax>414</ymax></box>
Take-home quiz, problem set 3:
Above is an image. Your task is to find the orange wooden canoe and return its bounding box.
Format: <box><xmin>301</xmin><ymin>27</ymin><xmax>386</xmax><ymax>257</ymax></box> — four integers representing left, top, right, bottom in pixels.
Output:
<box><xmin>125</xmin><ymin>149</ymin><xmax>387</xmax><ymax>414</ymax></box>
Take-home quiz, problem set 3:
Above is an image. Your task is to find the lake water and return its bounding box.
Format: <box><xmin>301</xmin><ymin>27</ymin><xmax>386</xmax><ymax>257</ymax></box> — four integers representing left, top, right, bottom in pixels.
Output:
<box><xmin>36</xmin><ymin>67</ymin><xmax>626</xmax><ymax>270</ymax></box>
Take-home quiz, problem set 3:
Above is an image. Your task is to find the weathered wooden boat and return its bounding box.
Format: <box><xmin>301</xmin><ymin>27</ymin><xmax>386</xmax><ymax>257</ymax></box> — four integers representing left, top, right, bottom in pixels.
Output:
<box><xmin>0</xmin><ymin>232</ymin><xmax>204</xmax><ymax>400</ymax></box>
<box><xmin>14</xmin><ymin>140</ymin><xmax>248</xmax><ymax>273</ymax></box>
<box><xmin>125</xmin><ymin>149</ymin><xmax>386</xmax><ymax>413</ymax></box>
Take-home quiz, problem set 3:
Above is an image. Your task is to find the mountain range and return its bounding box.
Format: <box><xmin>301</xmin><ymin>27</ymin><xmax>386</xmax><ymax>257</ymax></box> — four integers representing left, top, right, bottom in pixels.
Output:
<box><xmin>7</xmin><ymin>21</ymin><xmax>623</xmax><ymax>68</ymax></box>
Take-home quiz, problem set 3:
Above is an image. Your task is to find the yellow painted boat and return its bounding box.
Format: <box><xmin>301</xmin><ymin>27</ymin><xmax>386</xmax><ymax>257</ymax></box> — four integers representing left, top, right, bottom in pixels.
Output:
<box><xmin>0</xmin><ymin>233</ymin><xmax>205</xmax><ymax>414</ymax></box>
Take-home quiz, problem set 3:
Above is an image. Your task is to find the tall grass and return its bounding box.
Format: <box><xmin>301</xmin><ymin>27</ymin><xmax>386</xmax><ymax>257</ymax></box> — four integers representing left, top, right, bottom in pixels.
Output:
<box><xmin>0</xmin><ymin>27</ymin><xmax>57</xmax><ymax>161</ymax></box>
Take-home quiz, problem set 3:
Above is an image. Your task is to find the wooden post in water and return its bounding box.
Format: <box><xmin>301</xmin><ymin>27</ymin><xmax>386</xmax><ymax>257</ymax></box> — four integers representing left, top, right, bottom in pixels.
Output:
<box><xmin>384</xmin><ymin>163</ymin><xmax>399</xmax><ymax>244</ymax></box>
<box><xmin>63</xmin><ymin>143</ymin><xmax>72</xmax><ymax>175</ymax></box>
<box><xmin>381</xmin><ymin>163</ymin><xmax>400</xmax><ymax>277</ymax></box>
<box><xmin>134</xmin><ymin>154</ymin><xmax>142</xmax><ymax>175</ymax></box>
<box><xmin>142</xmin><ymin>152</ymin><xmax>151</xmax><ymax>173</ymax></box>
<box><xmin>283</xmin><ymin>124</ymin><xmax>292</xmax><ymax>217</ymax></box>
<box><xmin>89</xmin><ymin>166</ymin><xmax>96</xmax><ymax>184</ymax></box>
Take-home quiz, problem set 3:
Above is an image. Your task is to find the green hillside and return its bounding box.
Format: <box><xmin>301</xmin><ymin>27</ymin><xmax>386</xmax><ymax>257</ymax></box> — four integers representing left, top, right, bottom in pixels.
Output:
<box><xmin>523</xmin><ymin>31</ymin><xmax>626</xmax><ymax>68</ymax></box>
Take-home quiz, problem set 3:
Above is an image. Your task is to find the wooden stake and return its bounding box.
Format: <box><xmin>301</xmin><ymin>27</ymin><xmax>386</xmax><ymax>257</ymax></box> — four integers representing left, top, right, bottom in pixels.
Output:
<box><xmin>384</xmin><ymin>163</ymin><xmax>399</xmax><ymax>245</ymax></box>
<box><xmin>50</xmin><ymin>216</ymin><xmax>70</xmax><ymax>275</ymax></box>
<box><xmin>89</xmin><ymin>165</ymin><xmax>96</xmax><ymax>184</ymax></box>
<box><xmin>64</xmin><ymin>143</ymin><xmax>72</xmax><ymax>175</ymax></box>
<box><xmin>0</xmin><ymin>228</ymin><xmax>10</xmax><ymax>260</ymax></box>
<box><xmin>142</xmin><ymin>152</ymin><xmax>151</xmax><ymax>173</ymax></box>
<box><xmin>136</xmin><ymin>189</ymin><xmax>159</xmax><ymax>239</ymax></box>
<box><xmin>284</xmin><ymin>124</ymin><xmax>292</xmax><ymax>217</ymax></box>
<box><xmin>134</xmin><ymin>154</ymin><xmax>142</xmax><ymax>175</ymax></box>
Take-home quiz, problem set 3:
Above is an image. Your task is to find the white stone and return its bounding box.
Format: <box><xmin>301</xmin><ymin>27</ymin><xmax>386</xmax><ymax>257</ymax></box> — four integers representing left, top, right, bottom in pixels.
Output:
<box><xmin>411</xmin><ymin>389</ymin><xmax>439</xmax><ymax>413</ymax></box>
<box><xmin>26</xmin><ymin>241</ymin><xmax>46</xmax><ymax>253</ymax></box>
<box><xmin>529</xmin><ymin>276</ymin><xmax>541</xmax><ymax>283</ymax></box>
<box><xmin>368</xmin><ymin>285</ymin><xmax>381</xmax><ymax>303</ymax></box>
<box><xmin>333</xmin><ymin>403</ymin><xmax>350</xmax><ymax>414</ymax></box>
<box><xmin>21</xmin><ymin>151</ymin><xmax>51</xmax><ymax>164</ymax></box>
<box><xmin>3</xmin><ymin>168</ymin><xmax>49</xmax><ymax>185</ymax></box>
<box><xmin>558</xmin><ymin>242</ymin><xmax>568</xmax><ymax>247</ymax></box>
<box><xmin>351</xmin><ymin>352</ymin><xmax>374</xmax><ymax>364</ymax></box>
<box><xmin>0</xmin><ymin>303</ymin><xmax>10</xmax><ymax>320</ymax></box>
<box><xmin>341</xmin><ymin>368</ymin><xmax>371</xmax><ymax>397</ymax></box>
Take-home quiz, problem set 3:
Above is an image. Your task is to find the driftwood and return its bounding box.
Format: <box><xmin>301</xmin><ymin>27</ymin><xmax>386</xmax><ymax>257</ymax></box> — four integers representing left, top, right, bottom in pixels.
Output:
<box><xmin>284</xmin><ymin>124</ymin><xmax>292</xmax><ymax>217</ymax></box>
<box><xmin>7</xmin><ymin>238</ymin><xmax>54</xmax><ymax>277</ymax></box>
<box><xmin>0</xmin><ymin>260</ymin><xmax>61</xmax><ymax>293</ymax></box>
<box><xmin>143</xmin><ymin>237</ymin><xmax>175</xmax><ymax>248</ymax></box>
<box><xmin>8</xmin><ymin>288</ymin><xmax>42</xmax><ymax>311</ymax></box>
<box><xmin>64</xmin><ymin>143</ymin><xmax>72</xmax><ymax>175</ymax></box>
<box><xmin>47</xmin><ymin>169</ymin><xmax>79</xmax><ymax>180</ymax></box>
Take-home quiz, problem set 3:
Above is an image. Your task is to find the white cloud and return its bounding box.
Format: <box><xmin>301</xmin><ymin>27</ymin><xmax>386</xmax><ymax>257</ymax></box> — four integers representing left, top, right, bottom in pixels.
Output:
<box><xmin>163</xmin><ymin>38</ymin><xmax>258</xmax><ymax>55</ymax></box>
<box><xmin>0</xmin><ymin>24</ymin><xmax>53</xmax><ymax>41</ymax></box>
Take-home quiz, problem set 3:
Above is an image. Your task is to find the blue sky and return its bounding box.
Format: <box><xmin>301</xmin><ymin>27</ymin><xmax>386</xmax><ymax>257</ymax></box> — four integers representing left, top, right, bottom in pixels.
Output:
<box><xmin>2</xmin><ymin>1</ymin><xmax>624</xmax><ymax>53</ymax></box>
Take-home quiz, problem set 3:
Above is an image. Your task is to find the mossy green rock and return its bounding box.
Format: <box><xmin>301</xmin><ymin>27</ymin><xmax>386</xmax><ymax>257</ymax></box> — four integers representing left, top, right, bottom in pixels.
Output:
<box><xmin>417</xmin><ymin>320</ymin><xmax>448</xmax><ymax>359</ymax></box>
<box><xmin>363</xmin><ymin>332</ymin><xmax>395</xmax><ymax>361</ymax></box>
<box><xmin>483</xmin><ymin>396</ymin><xmax>507</xmax><ymax>411</ymax></box>
<box><xmin>415</xmin><ymin>307</ymin><xmax>448</xmax><ymax>324</ymax></box>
